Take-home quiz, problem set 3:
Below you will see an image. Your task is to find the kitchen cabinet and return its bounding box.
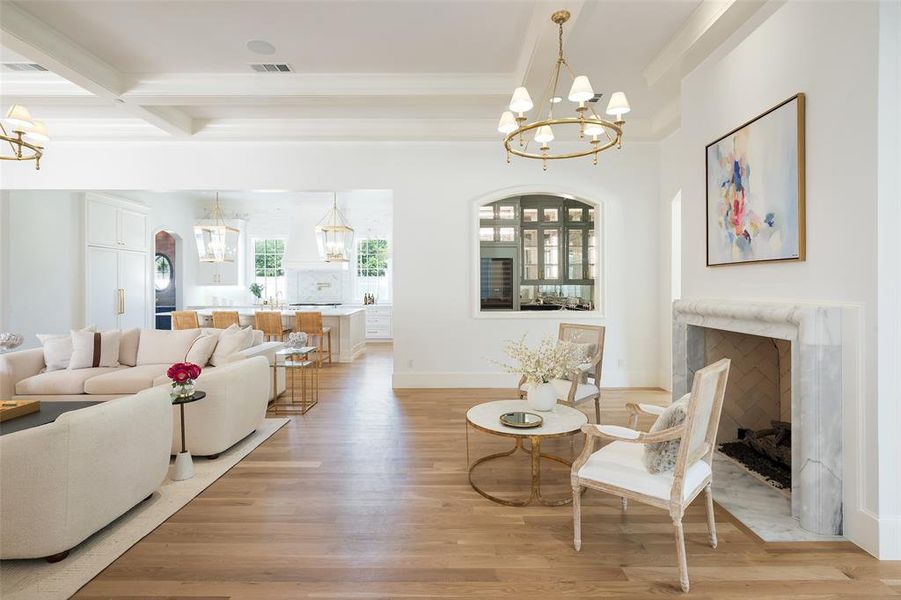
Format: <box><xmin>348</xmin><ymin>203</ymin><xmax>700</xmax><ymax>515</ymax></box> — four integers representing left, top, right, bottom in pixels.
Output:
<box><xmin>85</xmin><ymin>194</ymin><xmax>150</xmax><ymax>330</ymax></box>
<box><xmin>365</xmin><ymin>305</ymin><xmax>392</xmax><ymax>340</ymax></box>
<box><xmin>86</xmin><ymin>194</ymin><xmax>148</xmax><ymax>252</ymax></box>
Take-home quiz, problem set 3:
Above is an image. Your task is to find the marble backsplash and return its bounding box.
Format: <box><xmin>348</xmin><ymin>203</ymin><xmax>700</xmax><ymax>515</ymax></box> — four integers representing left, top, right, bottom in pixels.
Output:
<box><xmin>287</xmin><ymin>270</ymin><xmax>344</xmax><ymax>303</ymax></box>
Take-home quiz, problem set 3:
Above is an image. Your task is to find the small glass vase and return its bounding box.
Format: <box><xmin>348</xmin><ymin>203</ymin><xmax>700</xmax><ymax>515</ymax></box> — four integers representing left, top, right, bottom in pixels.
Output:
<box><xmin>171</xmin><ymin>381</ymin><xmax>195</xmax><ymax>400</ymax></box>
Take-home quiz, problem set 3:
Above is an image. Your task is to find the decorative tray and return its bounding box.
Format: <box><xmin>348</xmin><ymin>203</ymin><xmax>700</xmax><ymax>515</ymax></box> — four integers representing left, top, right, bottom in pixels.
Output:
<box><xmin>499</xmin><ymin>411</ymin><xmax>543</xmax><ymax>429</ymax></box>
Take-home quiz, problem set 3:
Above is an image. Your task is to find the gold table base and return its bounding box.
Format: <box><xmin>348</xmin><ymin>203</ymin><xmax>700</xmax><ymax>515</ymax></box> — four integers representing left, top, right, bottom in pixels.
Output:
<box><xmin>466</xmin><ymin>424</ymin><xmax>580</xmax><ymax>507</ymax></box>
<box><xmin>269</xmin><ymin>351</ymin><xmax>319</xmax><ymax>415</ymax></box>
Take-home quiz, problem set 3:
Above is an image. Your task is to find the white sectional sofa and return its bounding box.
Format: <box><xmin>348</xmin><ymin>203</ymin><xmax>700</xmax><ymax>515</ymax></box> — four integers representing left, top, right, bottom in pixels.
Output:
<box><xmin>0</xmin><ymin>386</ymin><xmax>173</xmax><ymax>560</ymax></box>
<box><xmin>0</xmin><ymin>327</ymin><xmax>285</xmax><ymax>402</ymax></box>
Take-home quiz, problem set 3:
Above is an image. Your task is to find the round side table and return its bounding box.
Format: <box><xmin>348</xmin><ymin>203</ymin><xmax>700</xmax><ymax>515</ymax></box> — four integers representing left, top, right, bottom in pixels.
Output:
<box><xmin>171</xmin><ymin>391</ymin><xmax>206</xmax><ymax>481</ymax></box>
<box><xmin>466</xmin><ymin>400</ymin><xmax>587</xmax><ymax>507</ymax></box>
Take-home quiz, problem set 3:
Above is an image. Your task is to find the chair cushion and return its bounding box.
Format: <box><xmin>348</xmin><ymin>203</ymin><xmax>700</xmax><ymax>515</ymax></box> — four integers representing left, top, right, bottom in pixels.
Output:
<box><xmin>518</xmin><ymin>379</ymin><xmax>598</xmax><ymax>403</ymax></box>
<box><xmin>578</xmin><ymin>441</ymin><xmax>711</xmax><ymax>502</ymax></box>
<box><xmin>83</xmin><ymin>364</ymin><xmax>169</xmax><ymax>395</ymax></box>
<box><xmin>136</xmin><ymin>329</ymin><xmax>200</xmax><ymax>366</ymax></box>
<box><xmin>15</xmin><ymin>366</ymin><xmax>126</xmax><ymax>395</ymax></box>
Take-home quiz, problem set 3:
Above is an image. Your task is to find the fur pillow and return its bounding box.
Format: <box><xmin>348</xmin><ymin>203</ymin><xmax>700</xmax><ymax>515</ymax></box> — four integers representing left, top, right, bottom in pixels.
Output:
<box><xmin>642</xmin><ymin>393</ymin><xmax>691</xmax><ymax>474</ymax></box>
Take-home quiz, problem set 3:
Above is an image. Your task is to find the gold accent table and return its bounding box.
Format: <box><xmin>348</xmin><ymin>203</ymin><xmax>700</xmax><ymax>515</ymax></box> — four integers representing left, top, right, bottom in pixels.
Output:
<box><xmin>465</xmin><ymin>400</ymin><xmax>587</xmax><ymax>506</ymax></box>
<box><xmin>270</xmin><ymin>347</ymin><xmax>319</xmax><ymax>414</ymax></box>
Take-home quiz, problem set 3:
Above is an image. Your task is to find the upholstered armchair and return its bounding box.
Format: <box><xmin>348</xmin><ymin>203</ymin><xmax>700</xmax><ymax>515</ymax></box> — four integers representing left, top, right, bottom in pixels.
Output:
<box><xmin>571</xmin><ymin>358</ymin><xmax>731</xmax><ymax>592</ymax></box>
<box><xmin>519</xmin><ymin>323</ymin><xmax>605</xmax><ymax>422</ymax></box>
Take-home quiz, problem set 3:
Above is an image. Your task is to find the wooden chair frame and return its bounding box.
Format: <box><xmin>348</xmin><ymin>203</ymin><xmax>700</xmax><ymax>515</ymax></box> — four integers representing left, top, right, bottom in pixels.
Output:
<box><xmin>571</xmin><ymin>358</ymin><xmax>731</xmax><ymax>592</ymax></box>
<box><xmin>255</xmin><ymin>311</ymin><xmax>290</xmax><ymax>341</ymax></box>
<box><xmin>171</xmin><ymin>310</ymin><xmax>199</xmax><ymax>330</ymax></box>
<box><xmin>294</xmin><ymin>312</ymin><xmax>332</xmax><ymax>366</ymax></box>
<box><xmin>518</xmin><ymin>323</ymin><xmax>605</xmax><ymax>422</ymax></box>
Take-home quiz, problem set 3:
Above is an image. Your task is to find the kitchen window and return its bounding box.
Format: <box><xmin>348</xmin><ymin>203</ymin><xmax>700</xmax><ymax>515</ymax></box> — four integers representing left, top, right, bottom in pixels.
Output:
<box><xmin>356</xmin><ymin>238</ymin><xmax>391</xmax><ymax>302</ymax></box>
<box><xmin>253</xmin><ymin>238</ymin><xmax>286</xmax><ymax>299</ymax></box>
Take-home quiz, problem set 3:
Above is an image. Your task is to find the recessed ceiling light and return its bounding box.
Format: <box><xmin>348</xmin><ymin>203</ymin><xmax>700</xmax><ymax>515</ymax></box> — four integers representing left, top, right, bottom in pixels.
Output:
<box><xmin>550</xmin><ymin>96</ymin><xmax>563</xmax><ymax>104</ymax></box>
<box><xmin>246</xmin><ymin>40</ymin><xmax>276</xmax><ymax>56</ymax></box>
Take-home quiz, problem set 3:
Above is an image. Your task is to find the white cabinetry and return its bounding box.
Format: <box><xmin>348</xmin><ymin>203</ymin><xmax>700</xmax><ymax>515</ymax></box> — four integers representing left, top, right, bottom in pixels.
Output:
<box><xmin>84</xmin><ymin>194</ymin><xmax>150</xmax><ymax>329</ymax></box>
<box><xmin>86</xmin><ymin>194</ymin><xmax>148</xmax><ymax>252</ymax></box>
<box><xmin>365</xmin><ymin>305</ymin><xmax>392</xmax><ymax>340</ymax></box>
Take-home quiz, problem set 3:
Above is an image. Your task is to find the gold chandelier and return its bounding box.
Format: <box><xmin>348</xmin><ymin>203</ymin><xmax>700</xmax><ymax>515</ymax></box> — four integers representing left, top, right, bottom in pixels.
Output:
<box><xmin>498</xmin><ymin>10</ymin><xmax>630</xmax><ymax>170</ymax></box>
<box><xmin>2</xmin><ymin>104</ymin><xmax>49</xmax><ymax>170</ymax></box>
<box><xmin>194</xmin><ymin>193</ymin><xmax>240</xmax><ymax>263</ymax></box>
<box><xmin>315</xmin><ymin>193</ymin><xmax>355</xmax><ymax>263</ymax></box>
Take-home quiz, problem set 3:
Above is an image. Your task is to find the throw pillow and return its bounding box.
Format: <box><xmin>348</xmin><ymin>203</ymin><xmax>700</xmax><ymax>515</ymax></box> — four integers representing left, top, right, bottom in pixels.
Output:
<box><xmin>642</xmin><ymin>393</ymin><xmax>691</xmax><ymax>474</ymax></box>
<box><xmin>119</xmin><ymin>328</ymin><xmax>140</xmax><ymax>366</ymax></box>
<box><xmin>136</xmin><ymin>328</ymin><xmax>201</xmax><ymax>365</ymax></box>
<box><xmin>186</xmin><ymin>334</ymin><xmax>219</xmax><ymax>366</ymax></box>
<box><xmin>210</xmin><ymin>325</ymin><xmax>253</xmax><ymax>366</ymax></box>
<box><xmin>36</xmin><ymin>325</ymin><xmax>96</xmax><ymax>371</ymax></box>
<box><xmin>69</xmin><ymin>330</ymin><xmax>121</xmax><ymax>369</ymax></box>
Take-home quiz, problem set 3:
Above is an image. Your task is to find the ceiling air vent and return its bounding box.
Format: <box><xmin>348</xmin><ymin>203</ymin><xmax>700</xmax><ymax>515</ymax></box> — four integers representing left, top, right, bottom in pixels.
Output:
<box><xmin>250</xmin><ymin>63</ymin><xmax>293</xmax><ymax>73</ymax></box>
<box><xmin>2</xmin><ymin>62</ymin><xmax>48</xmax><ymax>72</ymax></box>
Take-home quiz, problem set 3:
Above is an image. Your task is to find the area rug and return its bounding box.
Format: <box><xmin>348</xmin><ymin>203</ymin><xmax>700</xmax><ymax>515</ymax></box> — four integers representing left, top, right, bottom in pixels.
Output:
<box><xmin>0</xmin><ymin>417</ymin><xmax>290</xmax><ymax>600</ymax></box>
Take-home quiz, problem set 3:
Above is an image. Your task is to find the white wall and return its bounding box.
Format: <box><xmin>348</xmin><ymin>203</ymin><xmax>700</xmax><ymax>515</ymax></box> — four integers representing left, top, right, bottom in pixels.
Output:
<box><xmin>1</xmin><ymin>141</ymin><xmax>662</xmax><ymax>388</ymax></box>
<box><xmin>679</xmin><ymin>0</ymin><xmax>889</xmax><ymax>556</ymax></box>
<box><xmin>657</xmin><ymin>129</ymin><xmax>684</xmax><ymax>391</ymax></box>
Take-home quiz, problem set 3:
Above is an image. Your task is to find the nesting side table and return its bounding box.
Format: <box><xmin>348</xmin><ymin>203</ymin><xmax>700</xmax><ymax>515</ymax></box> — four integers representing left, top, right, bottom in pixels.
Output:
<box><xmin>270</xmin><ymin>347</ymin><xmax>319</xmax><ymax>414</ymax></box>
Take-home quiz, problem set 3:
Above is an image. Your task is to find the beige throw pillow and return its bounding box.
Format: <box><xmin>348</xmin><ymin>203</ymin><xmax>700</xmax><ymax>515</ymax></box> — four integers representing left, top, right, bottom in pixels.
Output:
<box><xmin>69</xmin><ymin>330</ymin><xmax>121</xmax><ymax>369</ymax></box>
<box><xmin>136</xmin><ymin>328</ymin><xmax>201</xmax><ymax>365</ymax></box>
<box><xmin>642</xmin><ymin>393</ymin><xmax>691</xmax><ymax>474</ymax></box>
<box><xmin>210</xmin><ymin>325</ymin><xmax>253</xmax><ymax>366</ymax></box>
<box><xmin>118</xmin><ymin>328</ymin><xmax>140</xmax><ymax>366</ymax></box>
<box><xmin>186</xmin><ymin>334</ymin><xmax>219</xmax><ymax>366</ymax></box>
<box><xmin>36</xmin><ymin>325</ymin><xmax>96</xmax><ymax>371</ymax></box>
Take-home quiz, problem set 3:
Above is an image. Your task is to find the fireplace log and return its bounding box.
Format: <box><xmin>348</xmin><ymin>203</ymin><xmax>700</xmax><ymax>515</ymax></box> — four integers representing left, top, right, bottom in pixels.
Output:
<box><xmin>741</xmin><ymin>421</ymin><xmax>791</xmax><ymax>467</ymax></box>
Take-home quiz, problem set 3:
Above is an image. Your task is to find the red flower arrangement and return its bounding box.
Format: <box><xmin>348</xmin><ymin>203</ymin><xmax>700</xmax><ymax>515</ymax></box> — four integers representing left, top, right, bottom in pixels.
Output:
<box><xmin>167</xmin><ymin>362</ymin><xmax>202</xmax><ymax>385</ymax></box>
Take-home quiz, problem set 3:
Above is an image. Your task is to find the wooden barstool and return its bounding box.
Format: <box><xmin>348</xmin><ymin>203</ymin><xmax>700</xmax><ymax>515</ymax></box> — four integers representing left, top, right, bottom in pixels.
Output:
<box><xmin>212</xmin><ymin>311</ymin><xmax>241</xmax><ymax>329</ymax></box>
<box><xmin>294</xmin><ymin>312</ymin><xmax>332</xmax><ymax>365</ymax></box>
<box><xmin>171</xmin><ymin>310</ymin><xmax>199</xmax><ymax>330</ymax></box>
<box><xmin>255</xmin><ymin>311</ymin><xmax>290</xmax><ymax>341</ymax></box>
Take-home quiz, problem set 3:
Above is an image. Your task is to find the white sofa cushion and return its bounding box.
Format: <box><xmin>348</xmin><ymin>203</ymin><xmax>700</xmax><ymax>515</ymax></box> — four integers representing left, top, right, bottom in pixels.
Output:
<box><xmin>15</xmin><ymin>366</ymin><xmax>126</xmax><ymax>395</ymax></box>
<box><xmin>186</xmin><ymin>334</ymin><xmax>218</xmax><ymax>366</ymax></box>
<box><xmin>69</xmin><ymin>330</ymin><xmax>121</xmax><ymax>369</ymax></box>
<box><xmin>201</xmin><ymin>327</ymin><xmax>265</xmax><ymax>347</ymax></box>
<box><xmin>210</xmin><ymin>325</ymin><xmax>253</xmax><ymax>367</ymax></box>
<box><xmin>36</xmin><ymin>326</ymin><xmax>95</xmax><ymax>371</ymax></box>
<box><xmin>83</xmin><ymin>364</ymin><xmax>169</xmax><ymax>395</ymax></box>
<box><xmin>136</xmin><ymin>328</ymin><xmax>200</xmax><ymax>366</ymax></box>
<box><xmin>119</xmin><ymin>328</ymin><xmax>140</xmax><ymax>366</ymax></box>
<box><xmin>578</xmin><ymin>441</ymin><xmax>711</xmax><ymax>502</ymax></box>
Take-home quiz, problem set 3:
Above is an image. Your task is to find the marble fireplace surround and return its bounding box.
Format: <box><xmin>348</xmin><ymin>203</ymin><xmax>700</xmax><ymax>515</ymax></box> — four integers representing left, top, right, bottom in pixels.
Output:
<box><xmin>673</xmin><ymin>299</ymin><xmax>843</xmax><ymax>536</ymax></box>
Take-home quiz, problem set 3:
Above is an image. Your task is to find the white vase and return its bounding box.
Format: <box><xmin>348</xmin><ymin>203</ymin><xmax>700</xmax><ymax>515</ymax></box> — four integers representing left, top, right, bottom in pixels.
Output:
<box><xmin>526</xmin><ymin>382</ymin><xmax>557</xmax><ymax>412</ymax></box>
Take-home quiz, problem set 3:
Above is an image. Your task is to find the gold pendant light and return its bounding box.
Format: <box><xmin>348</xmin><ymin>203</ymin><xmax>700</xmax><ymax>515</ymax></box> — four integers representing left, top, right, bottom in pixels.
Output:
<box><xmin>315</xmin><ymin>193</ymin><xmax>354</xmax><ymax>263</ymax></box>
<box><xmin>498</xmin><ymin>10</ymin><xmax>630</xmax><ymax>170</ymax></box>
<box><xmin>194</xmin><ymin>193</ymin><xmax>240</xmax><ymax>263</ymax></box>
<box><xmin>2</xmin><ymin>104</ymin><xmax>49</xmax><ymax>170</ymax></box>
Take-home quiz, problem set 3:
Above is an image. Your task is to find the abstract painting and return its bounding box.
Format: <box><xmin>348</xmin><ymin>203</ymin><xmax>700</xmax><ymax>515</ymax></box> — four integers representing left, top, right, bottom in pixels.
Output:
<box><xmin>706</xmin><ymin>94</ymin><xmax>805</xmax><ymax>266</ymax></box>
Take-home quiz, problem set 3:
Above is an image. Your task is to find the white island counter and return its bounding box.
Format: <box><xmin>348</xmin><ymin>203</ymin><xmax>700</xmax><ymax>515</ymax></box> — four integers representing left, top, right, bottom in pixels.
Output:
<box><xmin>191</xmin><ymin>306</ymin><xmax>367</xmax><ymax>362</ymax></box>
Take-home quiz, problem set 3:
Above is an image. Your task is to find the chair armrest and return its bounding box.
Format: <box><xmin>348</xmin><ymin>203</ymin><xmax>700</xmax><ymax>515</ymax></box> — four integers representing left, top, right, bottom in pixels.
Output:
<box><xmin>581</xmin><ymin>423</ymin><xmax>684</xmax><ymax>444</ymax></box>
<box><xmin>626</xmin><ymin>402</ymin><xmax>666</xmax><ymax>417</ymax></box>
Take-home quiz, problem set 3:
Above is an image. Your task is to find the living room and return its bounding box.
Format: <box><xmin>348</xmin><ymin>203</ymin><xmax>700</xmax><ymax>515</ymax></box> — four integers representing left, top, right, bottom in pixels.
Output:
<box><xmin>1</xmin><ymin>1</ymin><xmax>899</xmax><ymax>598</ymax></box>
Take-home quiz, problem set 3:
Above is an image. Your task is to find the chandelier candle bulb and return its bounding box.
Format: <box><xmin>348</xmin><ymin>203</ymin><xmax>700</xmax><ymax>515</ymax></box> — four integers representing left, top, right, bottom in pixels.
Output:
<box><xmin>534</xmin><ymin>125</ymin><xmax>554</xmax><ymax>144</ymax></box>
<box><xmin>2</xmin><ymin>103</ymin><xmax>46</xmax><ymax>170</ymax></box>
<box><xmin>605</xmin><ymin>91</ymin><xmax>631</xmax><ymax>120</ymax></box>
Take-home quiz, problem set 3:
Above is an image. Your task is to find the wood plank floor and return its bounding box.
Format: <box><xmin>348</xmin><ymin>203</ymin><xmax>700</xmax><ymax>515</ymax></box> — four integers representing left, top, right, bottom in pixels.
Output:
<box><xmin>76</xmin><ymin>344</ymin><xmax>900</xmax><ymax>599</ymax></box>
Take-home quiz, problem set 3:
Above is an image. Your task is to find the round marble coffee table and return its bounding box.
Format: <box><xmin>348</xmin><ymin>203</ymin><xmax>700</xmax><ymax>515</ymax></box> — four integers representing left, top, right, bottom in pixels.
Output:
<box><xmin>466</xmin><ymin>400</ymin><xmax>588</xmax><ymax>507</ymax></box>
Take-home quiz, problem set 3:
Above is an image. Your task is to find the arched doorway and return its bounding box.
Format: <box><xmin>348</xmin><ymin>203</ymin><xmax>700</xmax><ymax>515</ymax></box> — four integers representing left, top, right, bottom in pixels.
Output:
<box><xmin>154</xmin><ymin>230</ymin><xmax>180</xmax><ymax>329</ymax></box>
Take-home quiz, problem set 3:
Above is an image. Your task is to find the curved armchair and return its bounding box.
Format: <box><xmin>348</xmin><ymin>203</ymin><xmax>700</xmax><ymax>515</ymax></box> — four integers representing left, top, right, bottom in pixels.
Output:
<box><xmin>519</xmin><ymin>323</ymin><xmax>605</xmax><ymax>422</ymax></box>
<box><xmin>571</xmin><ymin>359</ymin><xmax>730</xmax><ymax>592</ymax></box>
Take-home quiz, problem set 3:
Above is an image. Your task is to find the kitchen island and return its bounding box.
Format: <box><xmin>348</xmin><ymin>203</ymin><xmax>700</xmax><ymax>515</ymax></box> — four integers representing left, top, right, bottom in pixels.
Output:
<box><xmin>190</xmin><ymin>306</ymin><xmax>367</xmax><ymax>363</ymax></box>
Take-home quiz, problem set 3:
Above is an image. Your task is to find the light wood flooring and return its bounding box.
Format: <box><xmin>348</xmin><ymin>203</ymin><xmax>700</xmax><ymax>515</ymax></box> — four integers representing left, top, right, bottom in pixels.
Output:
<box><xmin>76</xmin><ymin>344</ymin><xmax>900</xmax><ymax>599</ymax></box>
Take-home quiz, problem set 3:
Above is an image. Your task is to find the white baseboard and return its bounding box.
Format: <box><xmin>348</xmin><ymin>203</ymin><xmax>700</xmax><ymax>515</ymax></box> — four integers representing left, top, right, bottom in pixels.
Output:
<box><xmin>878</xmin><ymin>515</ymin><xmax>901</xmax><ymax>559</ymax></box>
<box><xmin>846</xmin><ymin>507</ymin><xmax>881</xmax><ymax>558</ymax></box>
<box><xmin>391</xmin><ymin>370</ymin><xmax>660</xmax><ymax>389</ymax></box>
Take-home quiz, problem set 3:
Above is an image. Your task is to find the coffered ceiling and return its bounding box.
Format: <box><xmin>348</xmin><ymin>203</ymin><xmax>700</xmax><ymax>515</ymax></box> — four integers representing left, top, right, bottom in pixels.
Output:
<box><xmin>0</xmin><ymin>0</ymin><xmax>766</xmax><ymax>142</ymax></box>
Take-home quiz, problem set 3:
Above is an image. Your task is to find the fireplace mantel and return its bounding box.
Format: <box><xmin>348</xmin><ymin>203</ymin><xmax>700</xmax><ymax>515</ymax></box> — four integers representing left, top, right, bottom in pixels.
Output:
<box><xmin>673</xmin><ymin>298</ymin><xmax>843</xmax><ymax>536</ymax></box>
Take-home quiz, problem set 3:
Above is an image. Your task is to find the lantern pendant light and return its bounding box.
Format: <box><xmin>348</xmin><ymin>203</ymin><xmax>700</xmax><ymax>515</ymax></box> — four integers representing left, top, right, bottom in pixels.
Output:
<box><xmin>315</xmin><ymin>193</ymin><xmax>354</xmax><ymax>263</ymax></box>
<box><xmin>194</xmin><ymin>192</ymin><xmax>240</xmax><ymax>263</ymax></box>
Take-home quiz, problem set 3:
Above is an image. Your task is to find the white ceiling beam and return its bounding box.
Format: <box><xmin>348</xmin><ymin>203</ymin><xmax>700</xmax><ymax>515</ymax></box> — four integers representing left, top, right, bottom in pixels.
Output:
<box><xmin>643</xmin><ymin>0</ymin><xmax>769</xmax><ymax>90</ymax></box>
<box><xmin>0</xmin><ymin>0</ymin><xmax>194</xmax><ymax>136</ymax></box>
<box><xmin>514</xmin><ymin>1</ymin><xmax>587</xmax><ymax>100</ymax></box>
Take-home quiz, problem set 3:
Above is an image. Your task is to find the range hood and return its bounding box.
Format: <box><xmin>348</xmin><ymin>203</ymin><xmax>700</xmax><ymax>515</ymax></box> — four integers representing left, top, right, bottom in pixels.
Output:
<box><xmin>282</xmin><ymin>198</ymin><xmax>347</xmax><ymax>271</ymax></box>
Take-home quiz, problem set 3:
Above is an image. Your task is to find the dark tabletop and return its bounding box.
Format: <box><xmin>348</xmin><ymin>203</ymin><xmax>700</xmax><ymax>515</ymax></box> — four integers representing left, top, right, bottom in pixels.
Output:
<box><xmin>0</xmin><ymin>401</ymin><xmax>103</xmax><ymax>436</ymax></box>
<box><xmin>171</xmin><ymin>390</ymin><xmax>206</xmax><ymax>406</ymax></box>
